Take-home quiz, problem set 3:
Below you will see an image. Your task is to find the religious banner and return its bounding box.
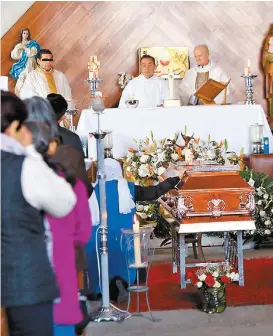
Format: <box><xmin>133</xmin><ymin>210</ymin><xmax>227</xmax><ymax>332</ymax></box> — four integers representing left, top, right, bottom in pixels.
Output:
<box><xmin>139</xmin><ymin>47</ymin><xmax>189</xmax><ymax>79</ymax></box>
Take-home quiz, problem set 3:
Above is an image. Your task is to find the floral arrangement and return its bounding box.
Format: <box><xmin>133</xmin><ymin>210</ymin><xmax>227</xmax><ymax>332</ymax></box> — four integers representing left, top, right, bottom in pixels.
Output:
<box><xmin>187</xmin><ymin>138</ymin><xmax>227</xmax><ymax>164</ymax></box>
<box><xmin>188</xmin><ymin>264</ymin><xmax>239</xmax><ymax>289</ymax></box>
<box><xmin>182</xmin><ymin>133</ymin><xmax>244</xmax><ymax>166</ymax></box>
<box><xmin>123</xmin><ymin>132</ymin><xmax>181</xmax><ymax>186</ymax></box>
<box><xmin>240</xmin><ymin>169</ymin><xmax>273</xmax><ymax>245</ymax></box>
<box><xmin>136</xmin><ymin>201</ymin><xmax>156</xmax><ymax>221</ymax></box>
<box><xmin>123</xmin><ymin>130</ymin><xmax>244</xmax><ymax>186</ymax></box>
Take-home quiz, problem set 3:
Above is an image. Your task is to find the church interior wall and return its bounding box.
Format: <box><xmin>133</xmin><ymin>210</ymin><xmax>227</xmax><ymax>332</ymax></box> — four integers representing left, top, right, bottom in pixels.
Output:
<box><xmin>0</xmin><ymin>1</ymin><xmax>34</xmax><ymax>38</ymax></box>
<box><xmin>1</xmin><ymin>1</ymin><xmax>272</xmax><ymax>124</ymax></box>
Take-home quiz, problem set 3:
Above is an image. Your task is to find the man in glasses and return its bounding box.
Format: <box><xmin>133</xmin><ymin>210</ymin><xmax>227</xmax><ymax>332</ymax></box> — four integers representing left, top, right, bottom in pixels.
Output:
<box><xmin>20</xmin><ymin>49</ymin><xmax>72</xmax><ymax>104</ymax></box>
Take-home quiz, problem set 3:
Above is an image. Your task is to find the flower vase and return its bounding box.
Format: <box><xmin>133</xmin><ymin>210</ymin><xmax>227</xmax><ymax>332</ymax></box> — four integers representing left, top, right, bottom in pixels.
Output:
<box><xmin>203</xmin><ymin>285</ymin><xmax>227</xmax><ymax>314</ymax></box>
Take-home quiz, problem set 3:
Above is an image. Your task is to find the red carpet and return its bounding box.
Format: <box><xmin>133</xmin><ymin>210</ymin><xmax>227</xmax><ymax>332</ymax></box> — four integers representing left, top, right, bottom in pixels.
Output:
<box><xmin>119</xmin><ymin>258</ymin><xmax>273</xmax><ymax>312</ymax></box>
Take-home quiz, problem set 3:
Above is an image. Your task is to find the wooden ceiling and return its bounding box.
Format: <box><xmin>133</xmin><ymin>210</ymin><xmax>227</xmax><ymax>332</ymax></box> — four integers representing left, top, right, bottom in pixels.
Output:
<box><xmin>1</xmin><ymin>1</ymin><xmax>273</xmax><ymax>114</ymax></box>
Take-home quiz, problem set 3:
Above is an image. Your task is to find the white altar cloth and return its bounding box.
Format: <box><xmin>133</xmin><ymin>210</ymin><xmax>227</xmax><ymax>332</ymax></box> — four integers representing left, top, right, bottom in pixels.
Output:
<box><xmin>179</xmin><ymin>220</ymin><xmax>255</xmax><ymax>233</ymax></box>
<box><xmin>77</xmin><ymin>104</ymin><xmax>273</xmax><ymax>160</ymax></box>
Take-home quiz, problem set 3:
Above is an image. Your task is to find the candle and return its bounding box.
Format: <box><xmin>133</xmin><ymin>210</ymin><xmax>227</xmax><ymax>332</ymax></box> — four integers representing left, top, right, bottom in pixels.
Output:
<box><xmin>250</xmin><ymin>123</ymin><xmax>263</xmax><ymax>143</ymax></box>
<box><xmin>247</xmin><ymin>59</ymin><xmax>252</xmax><ymax>74</ymax></box>
<box><xmin>133</xmin><ymin>216</ymin><xmax>142</xmax><ymax>267</ymax></box>
<box><xmin>102</xmin><ymin>212</ymin><xmax>107</xmax><ymax>221</ymax></box>
<box><xmin>103</xmin><ymin>132</ymin><xmax>113</xmax><ymax>149</ymax></box>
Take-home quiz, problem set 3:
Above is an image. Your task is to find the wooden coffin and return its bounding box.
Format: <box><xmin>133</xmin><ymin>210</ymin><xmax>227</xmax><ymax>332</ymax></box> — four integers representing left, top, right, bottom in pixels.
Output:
<box><xmin>159</xmin><ymin>171</ymin><xmax>256</xmax><ymax>233</ymax></box>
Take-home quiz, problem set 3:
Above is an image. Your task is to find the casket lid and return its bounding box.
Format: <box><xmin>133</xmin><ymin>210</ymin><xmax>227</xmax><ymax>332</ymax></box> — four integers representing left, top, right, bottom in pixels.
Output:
<box><xmin>173</xmin><ymin>171</ymin><xmax>254</xmax><ymax>195</ymax></box>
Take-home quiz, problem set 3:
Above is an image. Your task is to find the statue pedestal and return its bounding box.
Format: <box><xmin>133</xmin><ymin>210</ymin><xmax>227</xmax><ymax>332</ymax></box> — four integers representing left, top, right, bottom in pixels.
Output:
<box><xmin>164</xmin><ymin>69</ymin><xmax>181</xmax><ymax>107</ymax></box>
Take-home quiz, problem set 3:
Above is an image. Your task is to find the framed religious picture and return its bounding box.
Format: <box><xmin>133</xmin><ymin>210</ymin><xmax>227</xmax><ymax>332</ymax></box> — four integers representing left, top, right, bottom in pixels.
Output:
<box><xmin>139</xmin><ymin>47</ymin><xmax>189</xmax><ymax>79</ymax></box>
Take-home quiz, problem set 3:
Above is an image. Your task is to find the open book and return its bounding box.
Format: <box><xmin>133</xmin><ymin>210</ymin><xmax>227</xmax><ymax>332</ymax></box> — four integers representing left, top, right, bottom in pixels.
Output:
<box><xmin>195</xmin><ymin>78</ymin><xmax>231</xmax><ymax>105</ymax></box>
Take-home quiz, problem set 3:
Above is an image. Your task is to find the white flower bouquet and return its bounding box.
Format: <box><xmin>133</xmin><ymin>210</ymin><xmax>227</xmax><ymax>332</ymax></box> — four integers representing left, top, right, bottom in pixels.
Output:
<box><xmin>188</xmin><ymin>264</ymin><xmax>239</xmax><ymax>289</ymax></box>
<box><xmin>240</xmin><ymin>169</ymin><xmax>273</xmax><ymax>245</ymax></box>
<box><xmin>123</xmin><ymin>132</ymin><xmax>181</xmax><ymax>186</ymax></box>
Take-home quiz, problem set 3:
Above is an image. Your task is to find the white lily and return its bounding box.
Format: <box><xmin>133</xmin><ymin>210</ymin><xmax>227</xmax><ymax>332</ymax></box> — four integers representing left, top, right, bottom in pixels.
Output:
<box><xmin>140</xmin><ymin>155</ymin><xmax>149</xmax><ymax>163</ymax></box>
<box><xmin>248</xmin><ymin>178</ymin><xmax>255</xmax><ymax>187</ymax></box>
<box><xmin>233</xmin><ymin>273</ymin><xmax>239</xmax><ymax>282</ymax></box>
<box><xmin>197</xmin><ymin>281</ymin><xmax>203</xmax><ymax>288</ymax></box>
<box><xmin>138</xmin><ymin>164</ymin><xmax>150</xmax><ymax>177</ymax></box>
<box><xmin>260</xmin><ymin>210</ymin><xmax>266</xmax><ymax>217</ymax></box>
<box><xmin>171</xmin><ymin>153</ymin><xmax>179</xmax><ymax>161</ymax></box>
<box><xmin>157</xmin><ymin>166</ymin><xmax>166</xmax><ymax>176</ymax></box>
<box><xmin>198</xmin><ymin>274</ymin><xmax>207</xmax><ymax>281</ymax></box>
<box><xmin>136</xmin><ymin>204</ymin><xmax>144</xmax><ymax>211</ymax></box>
<box><xmin>228</xmin><ymin>272</ymin><xmax>236</xmax><ymax>280</ymax></box>
<box><xmin>213</xmin><ymin>281</ymin><xmax>221</xmax><ymax>288</ymax></box>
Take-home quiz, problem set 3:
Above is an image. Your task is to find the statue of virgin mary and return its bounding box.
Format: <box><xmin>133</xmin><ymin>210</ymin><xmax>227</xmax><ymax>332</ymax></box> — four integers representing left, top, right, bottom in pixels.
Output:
<box><xmin>10</xmin><ymin>28</ymin><xmax>40</xmax><ymax>96</ymax></box>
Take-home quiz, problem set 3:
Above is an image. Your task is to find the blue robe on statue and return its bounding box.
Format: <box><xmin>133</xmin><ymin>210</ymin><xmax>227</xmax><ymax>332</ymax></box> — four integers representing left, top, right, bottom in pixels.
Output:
<box><xmin>85</xmin><ymin>180</ymin><xmax>136</xmax><ymax>295</ymax></box>
<box><xmin>10</xmin><ymin>40</ymin><xmax>40</xmax><ymax>80</ymax></box>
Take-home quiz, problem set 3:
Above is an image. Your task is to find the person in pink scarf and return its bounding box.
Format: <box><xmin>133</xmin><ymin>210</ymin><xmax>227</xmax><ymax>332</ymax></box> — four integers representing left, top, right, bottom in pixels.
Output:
<box><xmin>47</xmin><ymin>177</ymin><xmax>91</xmax><ymax>335</ymax></box>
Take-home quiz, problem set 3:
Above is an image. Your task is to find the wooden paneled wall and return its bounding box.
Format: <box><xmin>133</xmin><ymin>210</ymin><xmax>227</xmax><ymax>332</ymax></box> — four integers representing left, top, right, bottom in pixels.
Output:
<box><xmin>1</xmin><ymin>1</ymin><xmax>273</xmax><ymax>114</ymax></box>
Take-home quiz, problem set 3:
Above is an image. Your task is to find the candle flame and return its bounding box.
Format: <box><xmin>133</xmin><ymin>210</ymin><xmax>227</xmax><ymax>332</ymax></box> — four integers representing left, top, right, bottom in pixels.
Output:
<box><xmin>247</xmin><ymin>59</ymin><xmax>250</xmax><ymax>67</ymax></box>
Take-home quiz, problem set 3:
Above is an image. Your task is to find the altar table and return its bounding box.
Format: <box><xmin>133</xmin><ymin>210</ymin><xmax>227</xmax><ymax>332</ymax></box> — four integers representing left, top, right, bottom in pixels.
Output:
<box><xmin>77</xmin><ymin>105</ymin><xmax>273</xmax><ymax>160</ymax></box>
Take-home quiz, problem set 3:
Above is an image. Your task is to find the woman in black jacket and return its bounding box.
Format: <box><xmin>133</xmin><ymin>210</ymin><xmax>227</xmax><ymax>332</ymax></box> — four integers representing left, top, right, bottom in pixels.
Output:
<box><xmin>134</xmin><ymin>174</ymin><xmax>184</xmax><ymax>202</ymax></box>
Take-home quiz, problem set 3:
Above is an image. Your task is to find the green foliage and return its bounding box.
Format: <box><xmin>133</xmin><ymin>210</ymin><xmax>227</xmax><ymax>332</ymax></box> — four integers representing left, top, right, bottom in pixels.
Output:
<box><xmin>239</xmin><ymin>168</ymin><xmax>273</xmax><ymax>245</ymax></box>
<box><xmin>224</xmin><ymin>139</ymin><xmax>228</xmax><ymax>151</ymax></box>
<box><xmin>139</xmin><ymin>201</ymin><xmax>171</xmax><ymax>239</ymax></box>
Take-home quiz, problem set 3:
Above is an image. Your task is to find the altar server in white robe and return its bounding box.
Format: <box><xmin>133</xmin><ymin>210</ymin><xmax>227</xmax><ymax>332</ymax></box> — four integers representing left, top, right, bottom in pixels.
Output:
<box><xmin>119</xmin><ymin>55</ymin><xmax>168</xmax><ymax>108</ymax></box>
<box><xmin>20</xmin><ymin>49</ymin><xmax>72</xmax><ymax>103</ymax></box>
<box><xmin>179</xmin><ymin>45</ymin><xmax>231</xmax><ymax>106</ymax></box>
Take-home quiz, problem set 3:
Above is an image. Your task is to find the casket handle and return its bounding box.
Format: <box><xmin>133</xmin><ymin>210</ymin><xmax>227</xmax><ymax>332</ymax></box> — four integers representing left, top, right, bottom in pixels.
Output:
<box><xmin>207</xmin><ymin>199</ymin><xmax>226</xmax><ymax>218</ymax></box>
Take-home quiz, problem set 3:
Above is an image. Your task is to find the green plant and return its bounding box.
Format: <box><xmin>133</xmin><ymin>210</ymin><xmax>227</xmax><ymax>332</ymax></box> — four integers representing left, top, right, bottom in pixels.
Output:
<box><xmin>239</xmin><ymin>168</ymin><xmax>273</xmax><ymax>246</ymax></box>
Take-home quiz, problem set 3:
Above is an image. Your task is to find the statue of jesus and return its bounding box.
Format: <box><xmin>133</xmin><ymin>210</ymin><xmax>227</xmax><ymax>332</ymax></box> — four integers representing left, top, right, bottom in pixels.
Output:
<box><xmin>88</xmin><ymin>56</ymin><xmax>100</xmax><ymax>79</ymax></box>
<box><xmin>262</xmin><ymin>24</ymin><xmax>273</xmax><ymax>116</ymax></box>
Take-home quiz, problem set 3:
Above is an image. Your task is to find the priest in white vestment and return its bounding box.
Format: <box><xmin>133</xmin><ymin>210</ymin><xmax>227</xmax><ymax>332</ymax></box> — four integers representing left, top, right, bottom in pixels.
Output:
<box><xmin>118</xmin><ymin>55</ymin><xmax>168</xmax><ymax>108</ymax></box>
<box><xmin>20</xmin><ymin>49</ymin><xmax>72</xmax><ymax>103</ymax></box>
<box><xmin>179</xmin><ymin>45</ymin><xmax>231</xmax><ymax>106</ymax></box>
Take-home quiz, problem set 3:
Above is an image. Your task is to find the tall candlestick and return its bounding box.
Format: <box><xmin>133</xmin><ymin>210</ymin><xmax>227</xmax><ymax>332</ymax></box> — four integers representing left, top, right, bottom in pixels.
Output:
<box><xmin>133</xmin><ymin>217</ymin><xmax>142</xmax><ymax>267</ymax></box>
